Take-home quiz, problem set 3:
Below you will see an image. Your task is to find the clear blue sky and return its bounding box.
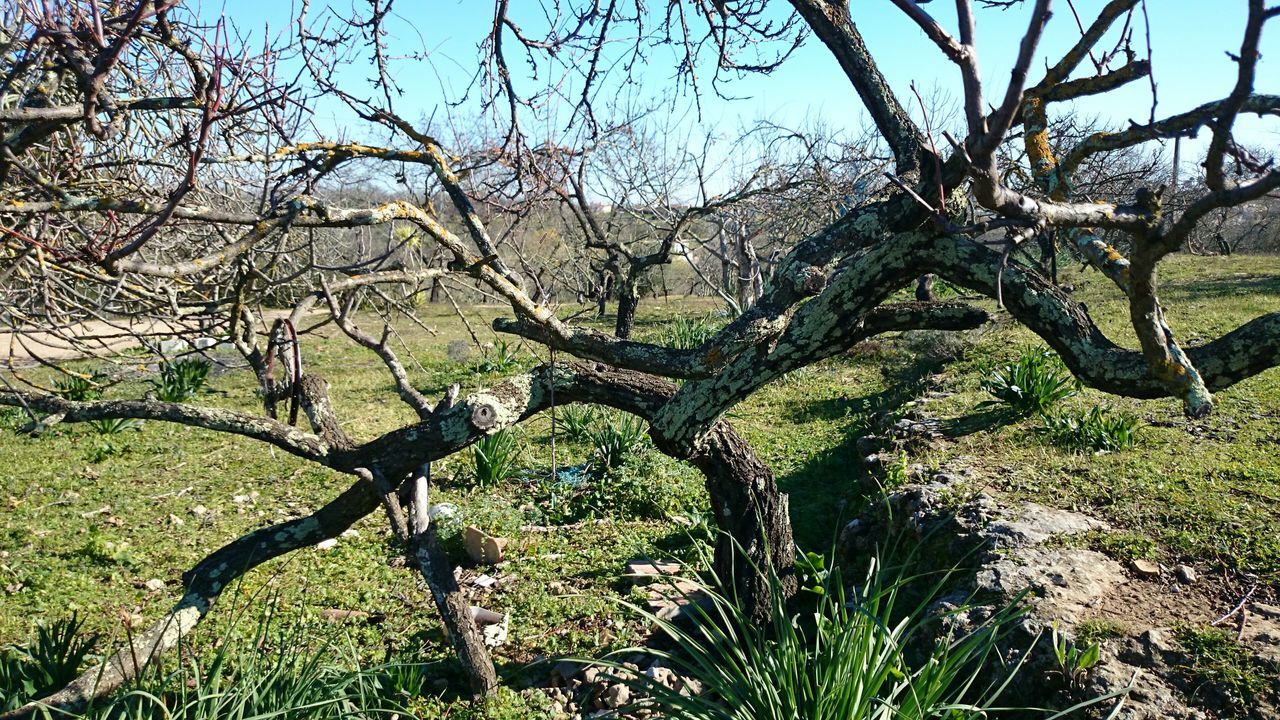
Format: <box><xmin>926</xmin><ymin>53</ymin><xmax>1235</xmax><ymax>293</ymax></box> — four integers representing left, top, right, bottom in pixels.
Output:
<box><xmin>202</xmin><ymin>0</ymin><xmax>1278</xmax><ymax>163</ymax></box>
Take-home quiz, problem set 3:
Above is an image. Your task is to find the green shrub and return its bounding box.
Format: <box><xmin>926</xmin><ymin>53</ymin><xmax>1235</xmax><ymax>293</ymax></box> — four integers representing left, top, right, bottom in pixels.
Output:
<box><xmin>553</xmin><ymin>404</ymin><xmax>596</xmax><ymax>442</ymax></box>
<box><xmin>1174</xmin><ymin>625</ymin><xmax>1275</xmax><ymax>711</ymax></box>
<box><xmin>589</xmin><ymin>542</ymin><xmax>1050</xmax><ymax>720</ymax></box>
<box><xmin>0</xmin><ymin>614</ymin><xmax>98</xmax><ymax>712</ymax></box>
<box><xmin>1039</xmin><ymin>406</ymin><xmax>1140</xmax><ymax>452</ymax></box>
<box><xmin>475</xmin><ymin>339</ymin><xmax>523</xmax><ymax>374</ymax></box>
<box><xmin>979</xmin><ymin>347</ymin><xmax>1077</xmax><ymax>417</ymax></box>
<box><xmin>587</xmin><ymin>412</ymin><xmax>648</xmax><ymax>471</ymax></box>
<box><xmin>154</xmin><ymin>358</ymin><xmax>211</xmax><ymax>402</ymax></box>
<box><xmin>472</xmin><ymin>429</ymin><xmax>521</xmax><ymax>487</ymax></box>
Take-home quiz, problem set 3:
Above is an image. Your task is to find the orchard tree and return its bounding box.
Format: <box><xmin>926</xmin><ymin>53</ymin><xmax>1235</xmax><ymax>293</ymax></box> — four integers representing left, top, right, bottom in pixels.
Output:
<box><xmin>2</xmin><ymin>0</ymin><xmax>1280</xmax><ymax>715</ymax></box>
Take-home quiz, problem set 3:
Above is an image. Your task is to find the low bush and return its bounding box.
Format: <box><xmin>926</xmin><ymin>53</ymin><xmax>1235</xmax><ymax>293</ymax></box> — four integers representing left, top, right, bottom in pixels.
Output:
<box><xmin>980</xmin><ymin>347</ymin><xmax>1077</xmax><ymax>417</ymax></box>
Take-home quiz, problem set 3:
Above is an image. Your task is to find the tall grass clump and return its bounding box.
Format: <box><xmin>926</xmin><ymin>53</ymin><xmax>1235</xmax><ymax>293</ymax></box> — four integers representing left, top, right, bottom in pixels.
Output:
<box><xmin>1039</xmin><ymin>406</ymin><xmax>1141</xmax><ymax>452</ymax></box>
<box><xmin>475</xmin><ymin>339</ymin><xmax>523</xmax><ymax>374</ymax></box>
<box><xmin>89</xmin><ymin>613</ymin><xmax>416</xmax><ymax>720</ymax></box>
<box><xmin>154</xmin><ymin>358</ymin><xmax>211</xmax><ymax>402</ymax></box>
<box><xmin>587</xmin><ymin>412</ymin><xmax>648</xmax><ymax>471</ymax></box>
<box><xmin>472</xmin><ymin>428</ymin><xmax>521</xmax><ymax>486</ymax></box>
<box><xmin>590</xmin><ymin>542</ymin><xmax>1048</xmax><ymax>720</ymax></box>
<box><xmin>553</xmin><ymin>404</ymin><xmax>596</xmax><ymax>442</ymax></box>
<box><xmin>0</xmin><ymin>615</ymin><xmax>98</xmax><ymax>712</ymax></box>
<box><xmin>54</xmin><ymin>374</ymin><xmax>104</xmax><ymax>402</ymax></box>
<box><xmin>979</xmin><ymin>347</ymin><xmax>1077</xmax><ymax>417</ymax></box>
<box><xmin>662</xmin><ymin>314</ymin><xmax>721</xmax><ymax>350</ymax></box>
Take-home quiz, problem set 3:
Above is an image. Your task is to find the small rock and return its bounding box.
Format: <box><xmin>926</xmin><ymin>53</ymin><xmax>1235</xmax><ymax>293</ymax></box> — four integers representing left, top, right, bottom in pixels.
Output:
<box><xmin>1129</xmin><ymin>558</ymin><xmax>1161</xmax><ymax>578</ymax></box>
<box><xmin>1175</xmin><ymin>564</ymin><xmax>1197</xmax><ymax>584</ymax></box>
<box><xmin>143</xmin><ymin>578</ymin><xmax>166</xmax><ymax>592</ymax></box>
<box><xmin>189</xmin><ymin>504</ymin><xmax>208</xmax><ymax>517</ymax></box>
<box><xmin>601</xmin><ymin>684</ymin><xmax>630</xmax><ymax>709</ymax></box>
<box><xmin>167</xmin><ymin>514</ymin><xmax>185</xmax><ymax>526</ymax></box>
<box><xmin>315</xmin><ymin>538</ymin><xmax>339</xmax><ymax>551</ymax></box>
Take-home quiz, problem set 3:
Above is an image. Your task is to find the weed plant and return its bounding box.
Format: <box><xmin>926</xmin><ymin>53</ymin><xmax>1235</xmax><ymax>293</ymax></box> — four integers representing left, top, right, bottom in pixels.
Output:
<box><xmin>154</xmin><ymin>358</ymin><xmax>211</xmax><ymax>403</ymax></box>
<box><xmin>472</xmin><ymin>429</ymin><xmax>521</xmax><ymax>487</ymax></box>
<box><xmin>1039</xmin><ymin>407</ymin><xmax>1140</xmax><ymax>452</ymax></box>
<box><xmin>586</xmin><ymin>540</ymin><xmax>1072</xmax><ymax>720</ymax></box>
<box><xmin>979</xmin><ymin>347</ymin><xmax>1077</xmax><ymax>417</ymax></box>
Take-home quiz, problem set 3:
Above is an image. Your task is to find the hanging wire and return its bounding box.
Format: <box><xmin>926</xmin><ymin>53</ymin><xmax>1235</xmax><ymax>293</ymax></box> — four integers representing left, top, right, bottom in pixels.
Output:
<box><xmin>548</xmin><ymin>344</ymin><xmax>558</xmax><ymax>483</ymax></box>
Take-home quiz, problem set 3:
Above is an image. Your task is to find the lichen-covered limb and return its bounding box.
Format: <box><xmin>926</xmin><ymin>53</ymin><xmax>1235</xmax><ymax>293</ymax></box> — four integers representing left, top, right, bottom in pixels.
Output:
<box><xmin>0</xmin><ymin>480</ymin><xmax>379</xmax><ymax>720</ymax></box>
<box><xmin>493</xmin><ymin>318</ymin><xmax>725</xmax><ymax>380</ymax></box>
<box><xmin>1019</xmin><ymin>51</ymin><xmax>1214</xmax><ymax>416</ymax></box>
<box><xmin>651</xmin><ymin>235</ymin><xmax>991</xmax><ymax>447</ymax></box>
<box><xmin>1126</xmin><ymin>250</ymin><xmax>1214</xmax><ymax>416</ymax></box>
<box><xmin>0</xmin><ymin>391</ymin><xmax>330</xmax><ymax>461</ymax></box>
<box><xmin>1059</xmin><ymin>94</ymin><xmax>1280</xmax><ymax>175</ymax></box>
<box><xmin>929</xmin><ymin>234</ymin><xmax>1280</xmax><ymax>400</ymax></box>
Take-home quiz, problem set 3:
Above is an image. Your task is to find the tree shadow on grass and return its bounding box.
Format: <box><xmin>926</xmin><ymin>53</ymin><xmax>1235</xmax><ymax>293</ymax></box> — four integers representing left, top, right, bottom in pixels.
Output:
<box><xmin>940</xmin><ymin>407</ymin><xmax>1023</xmax><ymax>438</ymax></box>
<box><xmin>776</xmin><ymin>356</ymin><xmax>952</xmax><ymax>552</ymax></box>
<box><xmin>1162</xmin><ymin>273</ymin><xmax>1280</xmax><ymax>301</ymax></box>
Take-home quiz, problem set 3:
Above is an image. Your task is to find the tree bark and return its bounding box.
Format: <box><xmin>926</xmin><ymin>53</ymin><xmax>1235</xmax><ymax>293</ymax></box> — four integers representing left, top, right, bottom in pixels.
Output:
<box><xmin>615</xmin><ymin>279</ymin><xmax>640</xmax><ymax>339</ymax></box>
<box><xmin>651</xmin><ymin>420</ymin><xmax>795</xmax><ymax>625</ymax></box>
<box><xmin>915</xmin><ymin>274</ymin><xmax>936</xmax><ymax>301</ymax></box>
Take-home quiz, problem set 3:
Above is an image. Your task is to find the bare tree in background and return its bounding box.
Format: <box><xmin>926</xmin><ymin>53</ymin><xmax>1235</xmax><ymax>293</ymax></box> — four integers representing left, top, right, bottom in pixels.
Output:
<box><xmin>3</xmin><ymin>0</ymin><xmax>1280</xmax><ymax>715</ymax></box>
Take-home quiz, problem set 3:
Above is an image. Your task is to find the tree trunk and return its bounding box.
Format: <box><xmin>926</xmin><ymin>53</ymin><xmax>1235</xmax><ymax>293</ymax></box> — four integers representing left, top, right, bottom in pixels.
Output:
<box><xmin>615</xmin><ymin>278</ymin><xmax>640</xmax><ymax>339</ymax></box>
<box><xmin>684</xmin><ymin>422</ymin><xmax>796</xmax><ymax>625</ymax></box>
<box><xmin>736</xmin><ymin>231</ymin><xmax>762</xmax><ymax>310</ymax></box>
<box><xmin>915</xmin><ymin>274</ymin><xmax>935</xmax><ymax>301</ymax></box>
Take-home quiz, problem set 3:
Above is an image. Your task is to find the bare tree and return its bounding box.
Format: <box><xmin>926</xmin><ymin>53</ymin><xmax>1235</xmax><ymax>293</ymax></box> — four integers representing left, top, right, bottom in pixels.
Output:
<box><xmin>3</xmin><ymin>0</ymin><xmax>1280</xmax><ymax>715</ymax></box>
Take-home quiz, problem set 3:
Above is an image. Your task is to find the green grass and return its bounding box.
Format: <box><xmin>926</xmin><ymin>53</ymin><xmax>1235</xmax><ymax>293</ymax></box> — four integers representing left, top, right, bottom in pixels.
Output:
<box><xmin>1175</xmin><ymin>624</ymin><xmax>1279</xmax><ymax>711</ymax></box>
<box><xmin>1</xmin><ymin>256</ymin><xmax>1279</xmax><ymax>716</ymax></box>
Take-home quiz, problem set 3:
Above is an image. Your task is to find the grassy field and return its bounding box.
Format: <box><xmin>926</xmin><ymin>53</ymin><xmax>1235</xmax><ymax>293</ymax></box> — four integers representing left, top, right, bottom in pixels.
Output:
<box><xmin>1</xmin><ymin>253</ymin><xmax>1278</xmax><ymax>717</ymax></box>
